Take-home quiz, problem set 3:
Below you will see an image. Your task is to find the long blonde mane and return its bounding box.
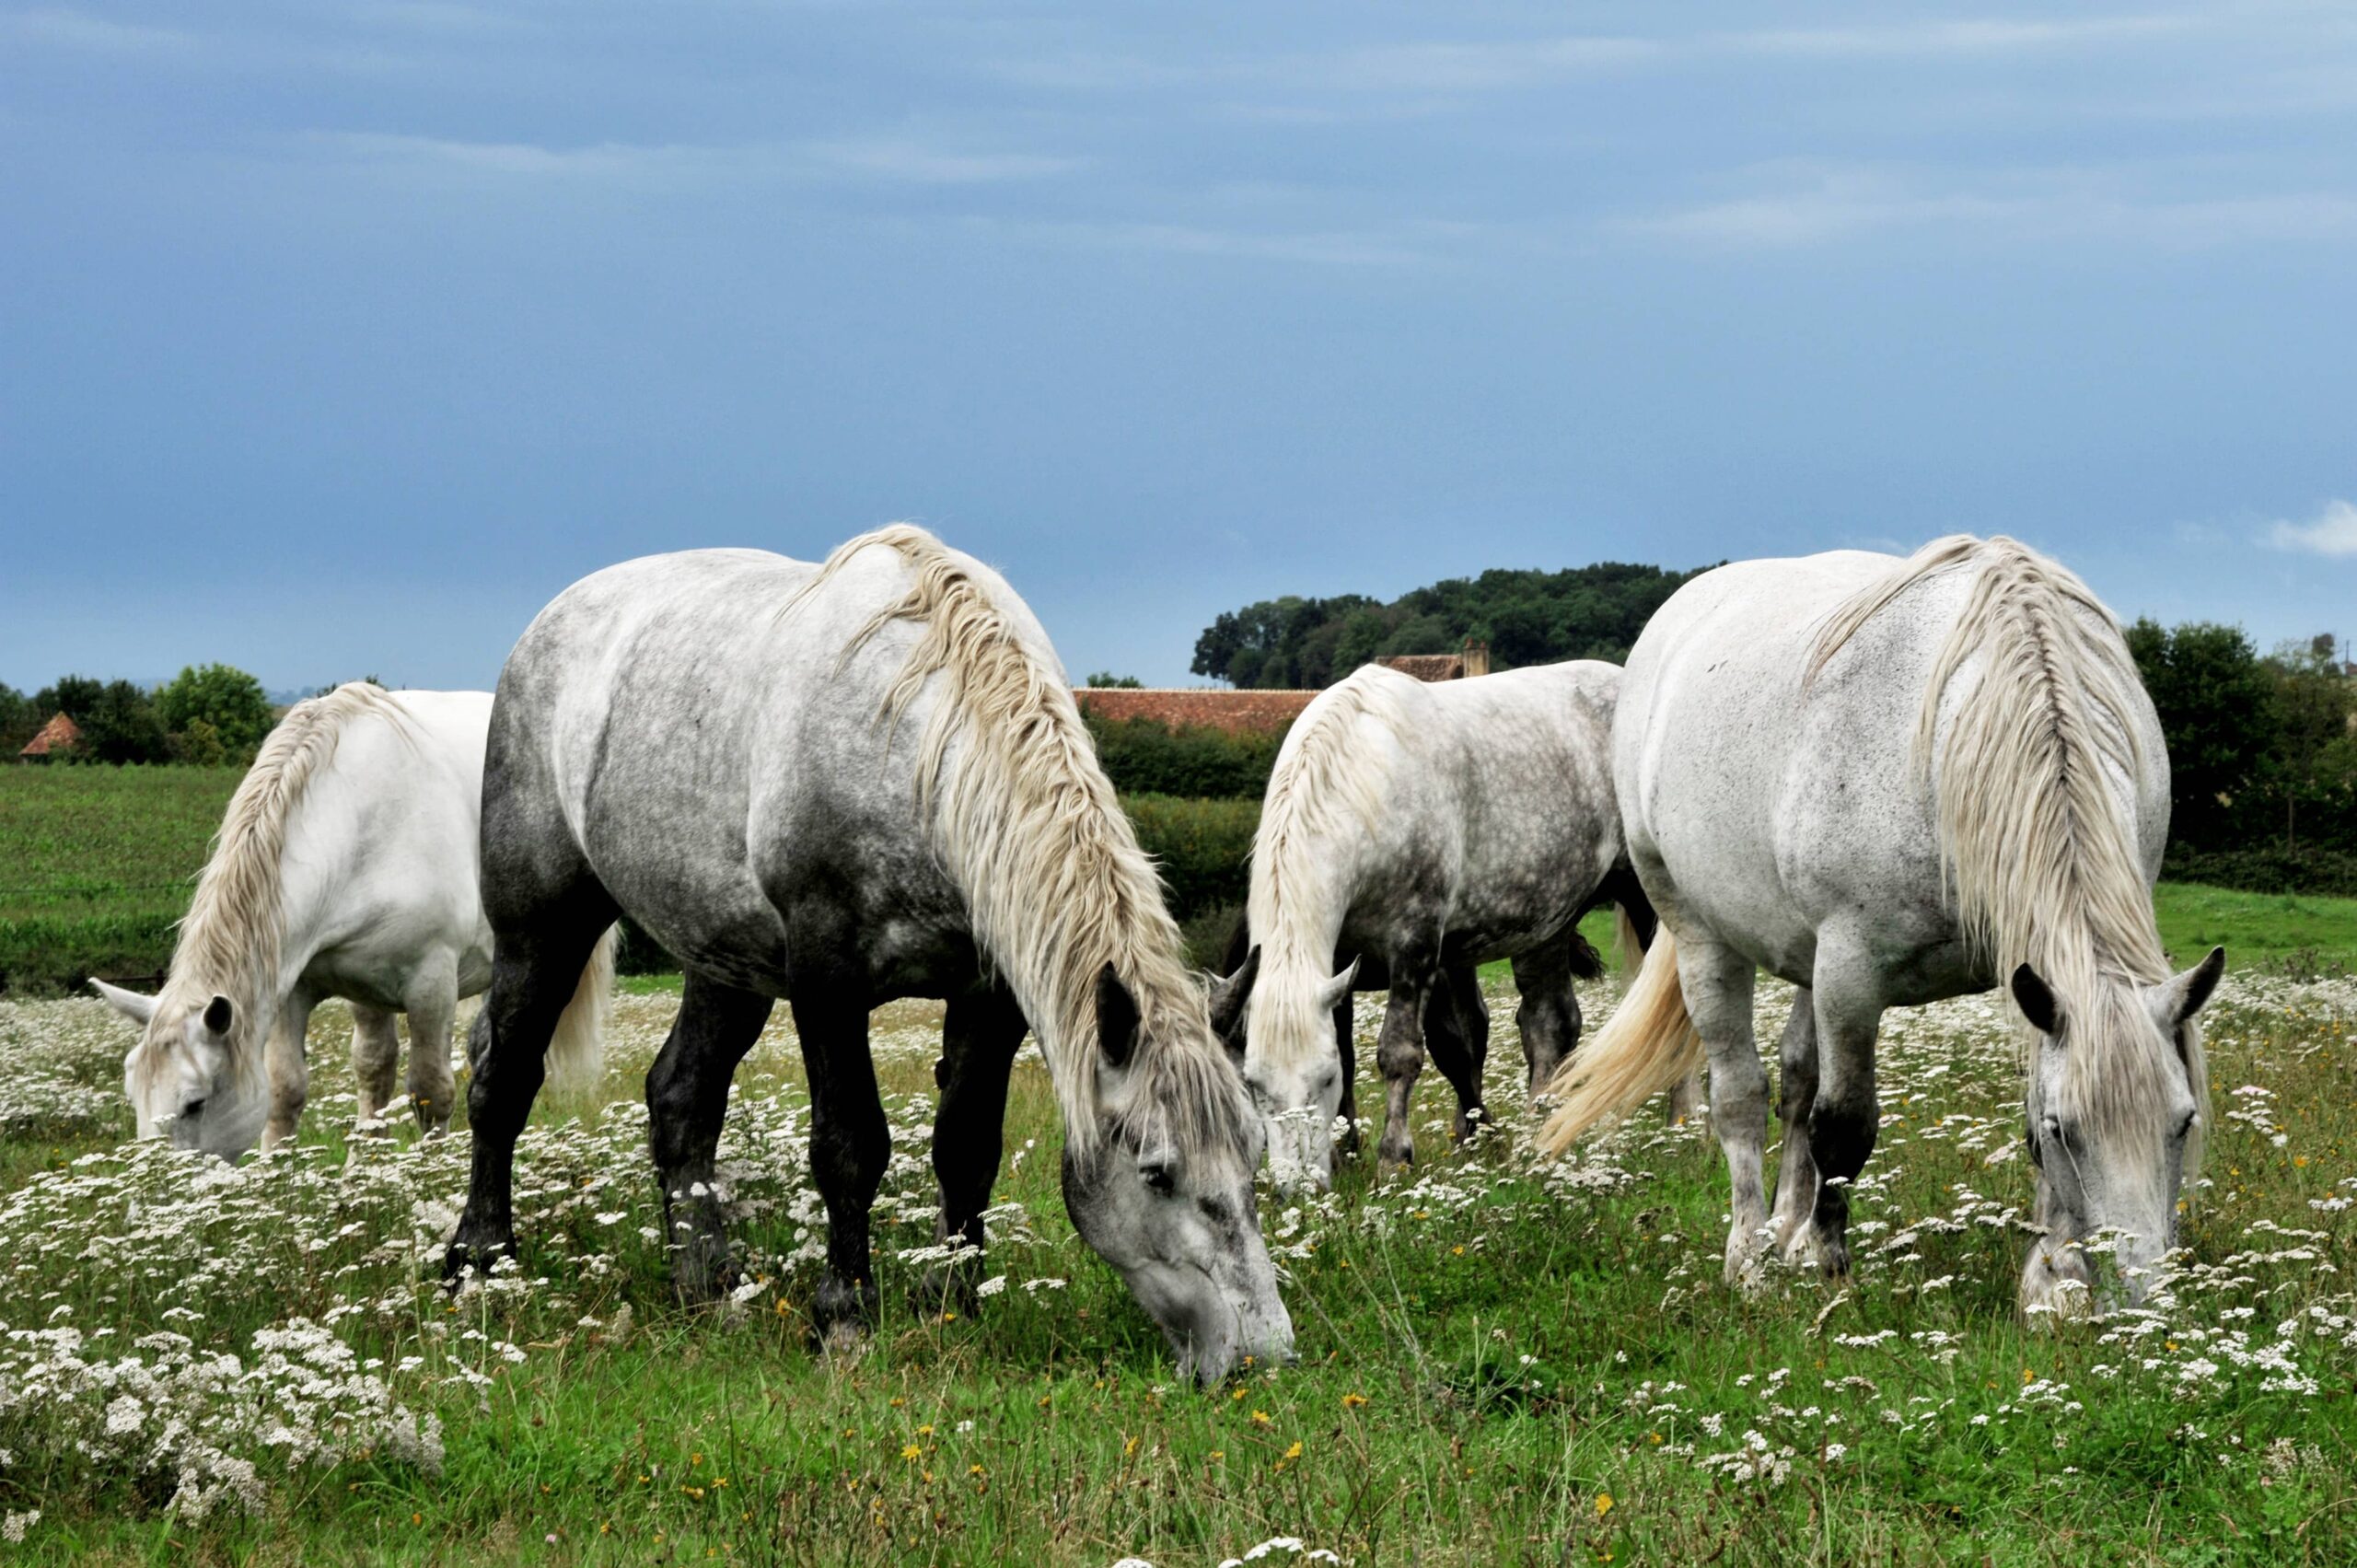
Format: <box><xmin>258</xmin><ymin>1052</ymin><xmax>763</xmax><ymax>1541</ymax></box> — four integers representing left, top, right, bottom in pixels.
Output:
<box><xmin>136</xmin><ymin>682</ymin><xmax>415</xmax><ymax>1088</ymax></box>
<box><xmin>1809</xmin><ymin>535</ymin><xmax>2204</xmax><ymax>1164</ymax></box>
<box><xmin>1245</xmin><ymin>664</ymin><xmax>1415</xmax><ymax>1067</ymax></box>
<box><xmin>786</xmin><ymin>526</ymin><xmax>1248</xmax><ymax>1163</ymax></box>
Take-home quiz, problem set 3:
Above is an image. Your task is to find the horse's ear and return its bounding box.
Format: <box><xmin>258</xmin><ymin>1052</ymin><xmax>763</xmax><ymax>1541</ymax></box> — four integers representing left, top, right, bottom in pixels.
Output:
<box><xmin>2011</xmin><ymin>964</ymin><xmax>2059</xmax><ymax>1037</ymax></box>
<box><xmin>88</xmin><ymin>979</ymin><xmax>158</xmax><ymax>1026</ymax></box>
<box><xmin>202</xmin><ymin>995</ymin><xmax>234</xmax><ymax>1037</ymax></box>
<box><xmin>1096</xmin><ymin>964</ymin><xmax>1141</xmax><ymax>1072</ymax></box>
<box><xmin>1315</xmin><ymin>958</ymin><xmax>1361</xmax><ymax>1013</ymax></box>
<box><xmin>2165</xmin><ymin>947</ymin><xmax>2226</xmax><ymax>1026</ymax></box>
<box><xmin>1208</xmin><ymin>946</ymin><xmax>1260</xmax><ymax>1043</ymax></box>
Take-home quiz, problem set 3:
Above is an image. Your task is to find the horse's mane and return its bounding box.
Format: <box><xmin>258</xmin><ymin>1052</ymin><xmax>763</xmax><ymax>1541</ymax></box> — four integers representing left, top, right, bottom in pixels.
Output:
<box><xmin>785</xmin><ymin>526</ymin><xmax>1249</xmax><ymax>1166</ymax></box>
<box><xmin>1808</xmin><ymin>535</ymin><xmax>2204</xmax><ymax>1166</ymax></box>
<box><xmin>135</xmin><ymin>682</ymin><xmax>415</xmax><ymax>1089</ymax></box>
<box><xmin>1245</xmin><ymin>663</ymin><xmax>1416</xmax><ymax>1067</ymax></box>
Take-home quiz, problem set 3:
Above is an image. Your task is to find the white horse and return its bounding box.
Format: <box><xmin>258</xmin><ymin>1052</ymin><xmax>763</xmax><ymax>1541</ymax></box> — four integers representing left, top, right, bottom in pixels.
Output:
<box><xmin>1229</xmin><ymin>660</ymin><xmax>1655</xmax><ymax>1191</ymax></box>
<box><xmin>94</xmin><ymin>684</ymin><xmax>613</xmax><ymax>1159</ymax></box>
<box><xmin>444</xmin><ymin>528</ymin><xmax>1290</xmax><ymax>1385</ymax></box>
<box><xmin>1540</xmin><ymin>537</ymin><xmax>2223</xmax><ymax>1312</ymax></box>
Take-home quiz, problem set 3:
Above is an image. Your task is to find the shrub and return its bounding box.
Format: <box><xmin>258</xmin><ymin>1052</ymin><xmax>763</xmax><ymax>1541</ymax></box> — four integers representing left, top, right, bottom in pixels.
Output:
<box><xmin>1085</xmin><ymin>716</ymin><xmax>1283</xmax><ymax>800</ymax></box>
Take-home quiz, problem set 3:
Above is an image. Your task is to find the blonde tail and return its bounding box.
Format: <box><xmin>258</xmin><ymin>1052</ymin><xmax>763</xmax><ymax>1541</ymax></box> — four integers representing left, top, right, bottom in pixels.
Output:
<box><xmin>1538</xmin><ymin>925</ymin><xmax>1704</xmax><ymax>1154</ymax></box>
<box><xmin>1613</xmin><ymin>907</ymin><xmax>1648</xmax><ymax>982</ymax></box>
<box><xmin>544</xmin><ymin>925</ymin><xmax>617</xmax><ymax>1090</ymax></box>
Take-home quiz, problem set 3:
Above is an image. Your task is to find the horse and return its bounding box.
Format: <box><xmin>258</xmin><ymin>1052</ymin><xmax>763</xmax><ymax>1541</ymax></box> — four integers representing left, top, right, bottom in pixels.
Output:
<box><xmin>93</xmin><ymin>683</ymin><xmax>614</xmax><ymax>1160</ymax></box>
<box><xmin>1225</xmin><ymin>659</ymin><xmax>1656</xmax><ymax>1192</ymax></box>
<box><xmin>445</xmin><ymin>527</ymin><xmax>1290</xmax><ymax>1385</ymax></box>
<box><xmin>1538</xmin><ymin>537</ymin><xmax>2224</xmax><ymax>1312</ymax></box>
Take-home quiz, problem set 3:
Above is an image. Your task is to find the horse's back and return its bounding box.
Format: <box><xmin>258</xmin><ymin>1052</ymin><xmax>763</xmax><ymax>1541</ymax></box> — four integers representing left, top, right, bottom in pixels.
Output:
<box><xmin>486</xmin><ymin>541</ymin><xmax>1042</xmax><ymax>995</ymax></box>
<box><xmin>1620</xmin><ymin>546</ymin><xmax>2164</xmax><ymax>993</ymax></box>
<box><xmin>280</xmin><ymin>688</ymin><xmax>496</xmax><ymax>998</ymax></box>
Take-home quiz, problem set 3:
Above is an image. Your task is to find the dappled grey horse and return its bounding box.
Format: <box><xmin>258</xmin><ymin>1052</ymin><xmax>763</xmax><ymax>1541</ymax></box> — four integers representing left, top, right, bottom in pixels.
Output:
<box><xmin>1225</xmin><ymin>659</ymin><xmax>1655</xmax><ymax>1191</ymax></box>
<box><xmin>1541</xmin><ymin>537</ymin><xmax>2224</xmax><ymax>1312</ymax></box>
<box><xmin>446</xmin><ymin>526</ymin><xmax>1290</xmax><ymax>1384</ymax></box>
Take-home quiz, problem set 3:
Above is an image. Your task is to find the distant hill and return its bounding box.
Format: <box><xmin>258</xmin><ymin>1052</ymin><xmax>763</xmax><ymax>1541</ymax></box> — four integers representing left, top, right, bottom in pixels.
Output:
<box><xmin>1190</xmin><ymin>560</ymin><xmax>1715</xmax><ymax>690</ymax></box>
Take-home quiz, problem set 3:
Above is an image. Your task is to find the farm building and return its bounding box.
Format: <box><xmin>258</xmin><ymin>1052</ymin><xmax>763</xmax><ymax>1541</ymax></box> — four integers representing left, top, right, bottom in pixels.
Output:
<box><xmin>1376</xmin><ymin>638</ymin><xmax>1492</xmax><ymax>682</ymax></box>
<box><xmin>17</xmin><ymin>712</ymin><xmax>80</xmax><ymax>762</ymax></box>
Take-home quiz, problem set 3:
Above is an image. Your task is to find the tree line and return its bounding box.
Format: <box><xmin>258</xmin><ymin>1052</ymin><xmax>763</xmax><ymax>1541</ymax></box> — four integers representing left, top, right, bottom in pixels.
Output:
<box><xmin>2130</xmin><ymin>623</ymin><xmax>2357</xmax><ymax>892</ymax></box>
<box><xmin>0</xmin><ymin>666</ymin><xmax>280</xmax><ymax>765</ymax></box>
<box><xmin>1190</xmin><ymin>560</ymin><xmax>1712</xmax><ymax>690</ymax></box>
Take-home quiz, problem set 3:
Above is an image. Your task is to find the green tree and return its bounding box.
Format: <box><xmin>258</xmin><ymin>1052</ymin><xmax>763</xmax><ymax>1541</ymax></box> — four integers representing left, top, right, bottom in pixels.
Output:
<box><xmin>75</xmin><ymin>680</ymin><xmax>170</xmax><ymax>765</ymax></box>
<box><xmin>33</xmin><ymin>675</ymin><xmax>105</xmax><ymax>721</ymax></box>
<box><xmin>1190</xmin><ymin>561</ymin><xmax>1708</xmax><ymax>688</ymax></box>
<box><xmin>157</xmin><ymin>663</ymin><xmax>276</xmax><ymax>755</ymax></box>
<box><xmin>1085</xmin><ymin>671</ymin><xmax>1145</xmax><ymax>689</ymax></box>
<box><xmin>2264</xmin><ymin>639</ymin><xmax>2354</xmax><ymax>852</ymax></box>
<box><xmin>0</xmin><ymin>682</ymin><xmax>37</xmax><ymax>752</ymax></box>
<box><xmin>2124</xmin><ymin>619</ymin><xmax>2281</xmax><ymax>851</ymax></box>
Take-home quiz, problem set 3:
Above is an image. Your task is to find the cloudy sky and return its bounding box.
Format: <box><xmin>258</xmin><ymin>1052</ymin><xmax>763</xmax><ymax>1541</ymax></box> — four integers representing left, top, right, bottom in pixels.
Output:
<box><xmin>4</xmin><ymin>2</ymin><xmax>2353</xmax><ymax>691</ymax></box>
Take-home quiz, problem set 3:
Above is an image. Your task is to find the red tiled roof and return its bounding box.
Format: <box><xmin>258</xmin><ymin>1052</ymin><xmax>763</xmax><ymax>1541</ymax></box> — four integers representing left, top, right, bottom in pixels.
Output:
<box><xmin>18</xmin><ymin>712</ymin><xmax>80</xmax><ymax>758</ymax></box>
<box><xmin>1074</xmin><ymin>688</ymin><xmax>1318</xmax><ymax>736</ymax></box>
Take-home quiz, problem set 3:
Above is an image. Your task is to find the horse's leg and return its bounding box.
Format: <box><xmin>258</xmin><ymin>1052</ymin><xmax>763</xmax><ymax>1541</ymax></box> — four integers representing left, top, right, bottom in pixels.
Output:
<box><xmin>1805</xmin><ymin>953</ymin><xmax>1884</xmax><ymax>1282</ymax></box>
<box><xmin>1374</xmin><ymin>969</ymin><xmax>1431</xmax><ymax>1174</ymax></box>
<box><xmin>401</xmin><ymin>963</ymin><xmax>459</xmax><ymax>1136</ymax></box>
<box><xmin>1331</xmin><ymin>993</ymin><xmax>1362</xmax><ymax>1157</ymax></box>
<box><xmin>1422</xmin><ymin>964</ymin><xmax>1487</xmax><ymax>1143</ymax></box>
<box><xmin>446</xmin><ymin>912</ymin><xmax>612</xmax><ymax>1279</ymax></box>
<box><xmin>261</xmin><ymin>993</ymin><xmax>315</xmax><ymax>1153</ymax></box>
<box><xmin>1510</xmin><ymin>945</ymin><xmax>1578</xmax><ymax>1094</ymax></box>
<box><xmin>788</xmin><ymin>948</ymin><xmax>888</xmax><ymax>1347</ymax></box>
<box><xmin>1678</xmin><ymin>935</ymin><xmax>1768</xmax><ymax>1288</ymax></box>
<box><xmin>350</xmin><ymin>1004</ymin><xmax>401</xmax><ymax>1131</ymax></box>
<box><xmin>645</xmin><ymin>968</ymin><xmax>775</xmax><ymax>1304</ymax></box>
<box><xmin>921</xmin><ymin>988</ymin><xmax>1029</xmax><ymax>1316</ymax></box>
<box><xmin>1768</xmin><ymin>990</ymin><xmax>1820</xmax><ymax>1261</ymax></box>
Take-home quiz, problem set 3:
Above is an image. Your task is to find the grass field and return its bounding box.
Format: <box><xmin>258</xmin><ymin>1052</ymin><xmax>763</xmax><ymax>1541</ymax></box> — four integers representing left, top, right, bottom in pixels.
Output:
<box><xmin>4</xmin><ymin>940</ymin><xmax>2355</xmax><ymax>1564</ymax></box>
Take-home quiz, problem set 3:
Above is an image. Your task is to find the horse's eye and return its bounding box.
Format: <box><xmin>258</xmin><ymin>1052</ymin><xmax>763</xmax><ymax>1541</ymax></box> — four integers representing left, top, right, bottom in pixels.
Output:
<box><xmin>2177</xmin><ymin>1111</ymin><xmax>2199</xmax><ymax>1140</ymax></box>
<box><xmin>181</xmin><ymin>1098</ymin><xmax>208</xmax><ymax>1121</ymax></box>
<box><xmin>1139</xmin><ymin>1160</ymin><xmax>1177</xmax><ymax>1195</ymax></box>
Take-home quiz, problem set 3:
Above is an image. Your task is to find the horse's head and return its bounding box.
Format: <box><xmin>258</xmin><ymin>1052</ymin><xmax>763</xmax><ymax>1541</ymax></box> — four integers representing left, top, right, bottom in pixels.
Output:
<box><xmin>2014</xmin><ymin>947</ymin><xmax>2224</xmax><ymax>1312</ymax></box>
<box><xmin>93</xmin><ymin>980</ymin><xmax>266</xmax><ymax>1159</ymax></box>
<box><xmin>1062</xmin><ymin>963</ymin><xmax>1294</xmax><ymax>1387</ymax></box>
<box><xmin>1225</xmin><ymin>952</ymin><xmax>1357</xmax><ymax>1194</ymax></box>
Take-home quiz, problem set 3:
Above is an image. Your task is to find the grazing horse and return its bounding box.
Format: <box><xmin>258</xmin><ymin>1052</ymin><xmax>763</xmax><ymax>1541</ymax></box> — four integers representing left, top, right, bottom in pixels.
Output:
<box><xmin>447</xmin><ymin>527</ymin><xmax>1290</xmax><ymax>1385</ymax></box>
<box><xmin>1539</xmin><ymin>537</ymin><xmax>2223</xmax><ymax>1311</ymax></box>
<box><xmin>1228</xmin><ymin>660</ymin><xmax>1655</xmax><ymax>1191</ymax></box>
<box><xmin>95</xmin><ymin>684</ymin><xmax>613</xmax><ymax>1160</ymax></box>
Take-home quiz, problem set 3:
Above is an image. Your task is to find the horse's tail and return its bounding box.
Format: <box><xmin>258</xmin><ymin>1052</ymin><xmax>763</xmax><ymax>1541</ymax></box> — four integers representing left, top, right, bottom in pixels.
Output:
<box><xmin>544</xmin><ymin>924</ymin><xmax>617</xmax><ymax>1090</ymax></box>
<box><xmin>1537</xmin><ymin>923</ymin><xmax>1703</xmax><ymax>1153</ymax></box>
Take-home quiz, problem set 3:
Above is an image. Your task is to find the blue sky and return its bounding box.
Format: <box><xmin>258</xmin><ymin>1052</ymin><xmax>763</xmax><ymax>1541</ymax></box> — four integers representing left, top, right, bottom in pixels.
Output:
<box><xmin>3</xmin><ymin>2</ymin><xmax>2353</xmax><ymax>691</ymax></box>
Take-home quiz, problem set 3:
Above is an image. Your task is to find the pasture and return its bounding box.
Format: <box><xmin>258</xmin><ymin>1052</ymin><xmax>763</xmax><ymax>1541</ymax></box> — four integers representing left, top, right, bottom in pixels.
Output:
<box><xmin>3</xmin><ymin>949</ymin><xmax>2354</xmax><ymax>1563</ymax></box>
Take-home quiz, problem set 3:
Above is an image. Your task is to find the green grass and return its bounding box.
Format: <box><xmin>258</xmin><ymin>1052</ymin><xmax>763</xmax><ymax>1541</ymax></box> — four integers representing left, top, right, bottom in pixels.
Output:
<box><xmin>0</xmin><ymin>765</ymin><xmax>234</xmax><ymax>993</ymax></box>
<box><xmin>6</xmin><ymin>944</ymin><xmax>2357</xmax><ymax>1565</ymax></box>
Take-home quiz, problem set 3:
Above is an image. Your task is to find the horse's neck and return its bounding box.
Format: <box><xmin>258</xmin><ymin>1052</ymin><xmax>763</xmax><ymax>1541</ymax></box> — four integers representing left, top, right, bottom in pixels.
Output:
<box><xmin>1253</xmin><ymin>859</ymin><xmax>1353</xmax><ymax>980</ymax></box>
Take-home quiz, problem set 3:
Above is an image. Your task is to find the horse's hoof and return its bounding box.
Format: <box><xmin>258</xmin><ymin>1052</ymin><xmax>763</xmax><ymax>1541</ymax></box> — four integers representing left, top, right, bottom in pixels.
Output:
<box><xmin>808</xmin><ymin>1276</ymin><xmax>878</xmax><ymax>1350</ymax></box>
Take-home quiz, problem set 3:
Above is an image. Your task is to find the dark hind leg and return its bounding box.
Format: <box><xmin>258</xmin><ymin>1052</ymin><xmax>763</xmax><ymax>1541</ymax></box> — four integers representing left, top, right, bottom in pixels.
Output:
<box><xmin>1422</xmin><ymin>963</ymin><xmax>1489</xmax><ymax>1142</ymax></box>
<box><xmin>1510</xmin><ymin>945</ymin><xmax>1580</xmax><ymax>1095</ymax></box>
<box><xmin>446</xmin><ymin>902</ymin><xmax>616</xmax><ymax>1280</ymax></box>
<box><xmin>646</xmin><ymin>969</ymin><xmax>775</xmax><ymax>1304</ymax></box>
<box><xmin>919</xmin><ymin>987</ymin><xmax>1030</xmax><ymax>1316</ymax></box>
<box><xmin>1769</xmin><ymin>990</ymin><xmax>1820</xmax><ymax>1262</ymax></box>
<box><xmin>1331</xmin><ymin>993</ymin><xmax>1362</xmax><ymax>1157</ymax></box>
<box><xmin>789</xmin><ymin>948</ymin><xmax>888</xmax><ymax>1348</ymax></box>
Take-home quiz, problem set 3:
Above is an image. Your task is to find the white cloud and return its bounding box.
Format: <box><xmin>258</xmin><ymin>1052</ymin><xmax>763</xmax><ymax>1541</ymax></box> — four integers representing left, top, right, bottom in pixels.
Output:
<box><xmin>1717</xmin><ymin>17</ymin><xmax>2191</xmax><ymax>60</ymax></box>
<box><xmin>2268</xmin><ymin>499</ymin><xmax>2357</xmax><ymax>557</ymax></box>
<box><xmin>1611</xmin><ymin>162</ymin><xmax>2357</xmax><ymax>251</ymax></box>
<box><xmin>1</xmin><ymin>7</ymin><xmax>190</xmax><ymax>52</ymax></box>
<box><xmin>798</xmin><ymin>138</ymin><xmax>1082</xmax><ymax>185</ymax></box>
